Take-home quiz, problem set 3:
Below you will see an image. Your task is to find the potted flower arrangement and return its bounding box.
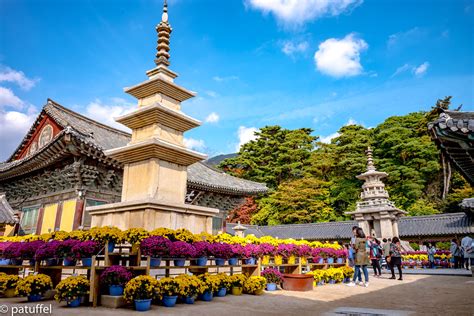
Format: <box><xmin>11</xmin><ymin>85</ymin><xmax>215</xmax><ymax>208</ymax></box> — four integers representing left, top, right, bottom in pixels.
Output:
<box><xmin>306</xmin><ymin>270</ymin><xmax>323</xmax><ymax>286</ymax></box>
<box><xmin>229</xmin><ymin>274</ymin><xmax>247</xmax><ymax>296</ymax></box>
<box><xmin>243</xmin><ymin>244</ymin><xmax>258</xmax><ymax>265</ymax></box>
<box><xmin>173</xmin><ymin>228</ymin><xmax>197</xmax><ymax>243</ymax></box>
<box><xmin>57</xmin><ymin>239</ymin><xmax>80</xmax><ymax>266</ymax></box>
<box><xmin>140</xmin><ymin>236</ymin><xmax>171</xmax><ymax>267</ymax></box>
<box><xmin>277</xmin><ymin>244</ymin><xmax>298</xmax><ymax>264</ymax></box>
<box><xmin>335</xmin><ymin>249</ymin><xmax>347</xmax><ymax>264</ymax></box>
<box><xmin>16</xmin><ymin>274</ymin><xmax>53</xmax><ymax>302</ymax></box>
<box><xmin>341</xmin><ymin>266</ymin><xmax>354</xmax><ymax>283</ymax></box>
<box><xmin>257</xmin><ymin>243</ymin><xmax>276</xmax><ymax>265</ymax></box>
<box><xmin>326</xmin><ymin>267</ymin><xmax>343</xmax><ymax>284</ymax></box>
<box><xmin>197</xmin><ymin>273</ymin><xmax>220</xmax><ymax>301</ymax></box>
<box><xmin>2</xmin><ymin>242</ymin><xmax>22</xmax><ymax>265</ymax></box>
<box><xmin>243</xmin><ymin>276</ymin><xmax>266</xmax><ymax>295</ymax></box>
<box><xmin>325</xmin><ymin>248</ymin><xmax>337</xmax><ymax>264</ymax></box>
<box><xmin>208</xmin><ymin>243</ymin><xmax>232</xmax><ymax>266</ymax></box>
<box><xmin>88</xmin><ymin>226</ymin><xmax>123</xmax><ymax>253</ymax></box>
<box><xmin>54</xmin><ymin>275</ymin><xmax>90</xmax><ymax>307</ymax></box>
<box><xmin>229</xmin><ymin>244</ymin><xmax>244</xmax><ymax>265</ymax></box>
<box><xmin>311</xmin><ymin>248</ymin><xmax>325</xmax><ymax>264</ymax></box>
<box><xmin>261</xmin><ymin>268</ymin><xmax>284</xmax><ymax>291</ymax></box>
<box><xmin>174</xmin><ymin>274</ymin><xmax>205</xmax><ymax>304</ymax></box>
<box><xmin>192</xmin><ymin>241</ymin><xmax>210</xmax><ymax>266</ymax></box>
<box><xmin>169</xmin><ymin>241</ymin><xmax>196</xmax><ymax>267</ymax></box>
<box><xmin>0</xmin><ymin>274</ymin><xmax>20</xmax><ymax>298</ymax></box>
<box><xmin>72</xmin><ymin>240</ymin><xmax>101</xmax><ymax>267</ymax></box>
<box><xmin>297</xmin><ymin>244</ymin><xmax>312</xmax><ymax>265</ymax></box>
<box><xmin>100</xmin><ymin>265</ymin><xmax>133</xmax><ymax>296</ymax></box>
<box><xmin>20</xmin><ymin>240</ymin><xmax>45</xmax><ymax>265</ymax></box>
<box><xmin>35</xmin><ymin>241</ymin><xmax>62</xmax><ymax>266</ymax></box>
<box><xmin>123</xmin><ymin>275</ymin><xmax>160</xmax><ymax>312</ymax></box>
<box><xmin>158</xmin><ymin>277</ymin><xmax>181</xmax><ymax>307</ymax></box>
<box><xmin>123</xmin><ymin>228</ymin><xmax>150</xmax><ymax>254</ymax></box>
<box><xmin>213</xmin><ymin>273</ymin><xmax>231</xmax><ymax>297</ymax></box>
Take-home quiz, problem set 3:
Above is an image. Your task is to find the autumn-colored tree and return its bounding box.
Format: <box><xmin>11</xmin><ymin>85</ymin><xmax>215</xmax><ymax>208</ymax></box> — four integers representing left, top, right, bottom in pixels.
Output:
<box><xmin>226</xmin><ymin>197</ymin><xmax>258</xmax><ymax>224</ymax></box>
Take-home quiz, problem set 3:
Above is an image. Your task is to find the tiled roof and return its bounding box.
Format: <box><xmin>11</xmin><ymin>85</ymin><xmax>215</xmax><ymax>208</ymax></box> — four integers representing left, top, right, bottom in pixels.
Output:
<box><xmin>0</xmin><ymin>194</ymin><xmax>17</xmax><ymax>225</ymax></box>
<box><xmin>227</xmin><ymin>213</ymin><xmax>474</xmax><ymax>240</ymax></box>
<box><xmin>1</xmin><ymin>100</ymin><xmax>268</xmax><ymax>196</ymax></box>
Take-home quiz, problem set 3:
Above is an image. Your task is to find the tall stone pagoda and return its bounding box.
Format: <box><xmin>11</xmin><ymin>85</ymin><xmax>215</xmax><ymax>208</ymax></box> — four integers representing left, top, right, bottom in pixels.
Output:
<box><xmin>88</xmin><ymin>1</ymin><xmax>219</xmax><ymax>232</ymax></box>
<box><xmin>346</xmin><ymin>147</ymin><xmax>406</xmax><ymax>238</ymax></box>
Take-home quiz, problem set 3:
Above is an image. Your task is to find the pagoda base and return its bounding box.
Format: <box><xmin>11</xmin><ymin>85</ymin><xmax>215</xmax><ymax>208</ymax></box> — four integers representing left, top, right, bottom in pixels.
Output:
<box><xmin>87</xmin><ymin>199</ymin><xmax>219</xmax><ymax>234</ymax></box>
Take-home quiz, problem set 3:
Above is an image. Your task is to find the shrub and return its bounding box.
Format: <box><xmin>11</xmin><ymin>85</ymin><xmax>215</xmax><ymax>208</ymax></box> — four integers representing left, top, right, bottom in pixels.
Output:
<box><xmin>100</xmin><ymin>265</ymin><xmax>133</xmax><ymax>286</ymax></box>
<box><xmin>229</xmin><ymin>274</ymin><xmax>247</xmax><ymax>288</ymax></box>
<box><xmin>72</xmin><ymin>240</ymin><xmax>101</xmax><ymax>259</ymax></box>
<box><xmin>174</xmin><ymin>274</ymin><xmax>206</xmax><ymax>297</ymax></box>
<box><xmin>35</xmin><ymin>241</ymin><xmax>61</xmax><ymax>260</ymax></box>
<box><xmin>123</xmin><ymin>275</ymin><xmax>160</xmax><ymax>301</ymax></box>
<box><xmin>123</xmin><ymin>228</ymin><xmax>149</xmax><ymax>245</ymax></box>
<box><xmin>56</xmin><ymin>239</ymin><xmax>80</xmax><ymax>258</ymax></box>
<box><xmin>54</xmin><ymin>275</ymin><xmax>89</xmax><ymax>302</ymax></box>
<box><xmin>192</xmin><ymin>241</ymin><xmax>210</xmax><ymax>258</ymax></box>
<box><xmin>261</xmin><ymin>268</ymin><xmax>284</xmax><ymax>284</ymax></box>
<box><xmin>140</xmin><ymin>236</ymin><xmax>171</xmax><ymax>257</ymax></box>
<box><xmin>16</xmin><ymin>274</ymin><xmax>53</xmax><ymax>296</ymax></box>
<box><xmin>198</xmin><ymin>273</ymin><xmax>220</xmax><ymax>293</ymax></box>
<box><xmin>207</xmin><ymin>243</ymin><xmax>232</xmax><ymax>259</ymax></box>
<box><xmin>158</xmin><ymin>277</ymin><xmax>181</xmax><ymax>296</ymax></box>
<box><xmin>169</xmin><ymin>241</ymin><xmax>196</xmax><ymax>258</ymax></box>
<box><xmin>243</xmin><ymin>276</ymin><xmax>266</xmax><ymax>294</ymax></box>
<box><xmin>0</xmin><ymin>274</ymin><xmax>19</xmax><ymax>291</ymax></box>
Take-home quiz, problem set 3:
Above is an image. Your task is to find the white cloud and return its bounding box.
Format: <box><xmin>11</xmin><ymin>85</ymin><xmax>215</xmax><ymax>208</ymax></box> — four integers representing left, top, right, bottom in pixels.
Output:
<box><xmin>281</xmin><ymin>40</ymin><xmax>309</xmax><ymax>56</ymax></box>
<box><xmin>0</xmin><ymin>86</ymin><xmax>24</xmax><ymax>109</ymax></box>
<box><xmin>246</xmin><ymin>0</ymin><xmax>363</xmax><ymax>27</ymax></box>
<box><xmin>213</xmin><ymin>75</ymin><xmax>239</xmax><ymax>82</ymax></box>
<box><xmin>387</xmin><ymin>27</ymin><xmax>423</xmax><ymax>49</ymax></box>
<box><xmin>83</xmin><ymin>98</ymin><xmax>135</xmax><ymax>131</ymax></box>
<box><xmin>205</xmin><ymin>112</ymin><xmax>220</xmax><ymax>123</ymax></box>
<box><xmin>345</xmin><ymin>118</ymin><xmax>357</xmax><ymax>126</ymax></box>
<box><xmin>236</xmin><ymin>126</ymin><xmax>258</xmax><ymax>151</ymax></box>
<box><xmin>205</xmin><ymin>90</ymin><xmax>218</xmax><ymax>98</ymax></box>
<box><xmin>314</xmin><ymin>33</ymin><xmax>368</xmax><ymax>78</ymax></box>
<box><xmin>319</xmin><ymin>132</ymin><xmax>339</xmax><ymax>144</ymax></box>
<box><xmin>391</xmin><ymin>63</ymin><xmax>411</xmax><ymax>78</ymax></box>
<box><xmin>0</xmin><ymin>66</ymin><xmax>39</xmax><ymax>91</ymax></box>
<box><xmin>184</xmin><ymin>138</ymin><xmax>206</xmax><ymax>151</ymax></box>
<box><xmin>413</xmin><ymin>62</ymin><xmax>429</xmax><ymax>77</ymax></box>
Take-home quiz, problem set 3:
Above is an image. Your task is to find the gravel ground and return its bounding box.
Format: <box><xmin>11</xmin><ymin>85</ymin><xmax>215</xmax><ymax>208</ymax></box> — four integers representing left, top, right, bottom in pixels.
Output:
<box><xmin>0</xmin><ymin>274</ymin><xmax>472</xmax><ymax>316</ymax></box>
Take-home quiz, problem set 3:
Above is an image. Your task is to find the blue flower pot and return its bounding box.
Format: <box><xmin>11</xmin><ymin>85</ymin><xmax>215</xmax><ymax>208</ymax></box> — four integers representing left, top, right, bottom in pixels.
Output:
<box><xmin>63</xmin><ymin>258</ymin><xmax>76</xmax><ymax>266</ymax></box>
<box><xmin>215</xmin><ymin>258</ymin><xmax>225</xmax><ymax>266</ymax></box>
<box><xmin>67</xmin><ymin>297</ymin><xmax>81</xmax><ymax>307</ymax></box>
<box><xmin>216</xmin><ymin>287</ymin><xmax>226</xmax><ymax>297</ymax></box>
<box><xmin>174</xmin><ymin>259</ymin><xmax>185</xmax><ymax>267</ymax></box>
<box><xmin>329</xmin><ymin>279</ymin><xmax>336</xmax><ymax>284</ymax></box>
<box><xmin>196</xmin><ymin>257</ymin><xmax>207</xmax><ymax>266</ymax></box>
<box><xmin>200</xmin><ymin>291</ymin><xmax>213</xmax><ymax>301</ymax></box>
<box><xmin>266</xmin><ymin>283</ymin><xmax>277</xmax><ymax>291</ymax></box>
<box><xmin>28</xmin><ymin>294</ymin><xmax>42</xmax><ymax>302</ymax></box>
<box><xmin>336</xmin><ymin>258</ymin><xmax>344</xmax><ymax>264</ymax></box>
<box><xmin>29</xmin><ymin>259</ymin><xmax>36</xmax><ymax>266</ymax></box>
<box><xmin>11</xmin><ymin>259</ymin><xmax>23</xmax><ymax>266</ymax></box>
<box><xmin>109</xmin><ymin>285</ymin><xmax>124</xmax><ymax>296</ymax></box>
<box><xmin>107</xmin><ymin>242</ymin><xmax>115</xmax><ymax>253</ymax></box>
<box><xmin>45</xmin><ymin>258</ymin><xmax>59</xmax><ymax>266</ymax></box>
<box><xmin>318</xmin><ymin>258</ymin><xmax>324</xmax><ymax>264</ymax></box>
<box><xmin>317</xmin><ymin>282</ymin><xmax>323</xmax><ymax>286</ymax></box>
<box><xmin>150</xmin><ymin>257</ymin><xmax>161</xmax><ymax>267</ymax></box>
<box><xmin>245</xmin><ymin>257</ymin><xmax>256</xmax><ymax>265</ymax></box>
<box><xmin>0</xmin><ymin>259</ymin><xmax>10</xmax><ymax>265</ymax></box>
<box><xmin>162</xmin><ymin>295</ymin><xmax>178</xmax><ymax>307</ymax></box>
<box><xmin>134</xmin><ymin>299</ymin><xmax>152</xmax><ymax>311</ymax></box>
<box><xmin>228</xmin><ymin>258</ymin><xmax>238</xmax><ymax>265</ymax></box>
<box><xmin>327</xmin><ymin>258</ymin><xmax>334</xmax><ymax>264</ymax></box>
<box><xmin>184</xmin><ymin>296</ymin><xmax>195</xmax><ymax>304</ymax></box>
<box><xmin>82</xmin><ymin>258</ymin><xmax>92</xmax><ymax>267</ymax></box>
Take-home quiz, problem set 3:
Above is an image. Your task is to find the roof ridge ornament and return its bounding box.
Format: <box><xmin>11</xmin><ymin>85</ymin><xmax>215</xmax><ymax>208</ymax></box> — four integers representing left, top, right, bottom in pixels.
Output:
<box><xmin>155</xmin><ymin>0</ymin><xmax>172</xmax><ymax>67</ymax></box>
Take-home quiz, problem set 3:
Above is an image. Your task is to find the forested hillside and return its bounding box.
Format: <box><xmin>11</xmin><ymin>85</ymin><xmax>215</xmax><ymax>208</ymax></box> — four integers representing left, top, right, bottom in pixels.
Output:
<box><xmin>220</xmin><ymin>98</ymin><xmax>473</xmax><ymax>225</ymax></box>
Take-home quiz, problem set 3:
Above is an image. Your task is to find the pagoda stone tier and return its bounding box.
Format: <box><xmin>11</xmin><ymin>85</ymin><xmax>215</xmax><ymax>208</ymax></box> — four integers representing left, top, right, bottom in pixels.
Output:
<box><xmin>346</xmin><ymin>147</ymin><xmax>406</xmax><ymax>239</ymax></box>
<box><xmin>88</xmin><ymin>1</ymin><xmax>218</xmax><ymax>233</ymax></box>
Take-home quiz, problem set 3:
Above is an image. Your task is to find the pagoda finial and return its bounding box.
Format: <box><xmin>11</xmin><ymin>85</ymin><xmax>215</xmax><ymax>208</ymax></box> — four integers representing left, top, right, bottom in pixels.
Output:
<box><xmin>155</xmin><ymin>0</ymin><xmax>172</xmax><ymax>67</ymax></box>
<box><xmin>366</xmin><ymin>146</ymin><xmax>376</xmax><ymax>171</ymax></box>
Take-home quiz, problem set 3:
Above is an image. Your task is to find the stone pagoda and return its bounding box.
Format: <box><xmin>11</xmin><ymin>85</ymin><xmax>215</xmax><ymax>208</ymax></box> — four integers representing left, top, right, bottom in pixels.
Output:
<box><xmin>346</xmin><ymin>147</ymin><xmax>406</xmax><ymax>238</ymax></box>
<box><xmin>88</xmin><ymin>1</ymin><xmax>218</xmax><ymax>233</ymax></box>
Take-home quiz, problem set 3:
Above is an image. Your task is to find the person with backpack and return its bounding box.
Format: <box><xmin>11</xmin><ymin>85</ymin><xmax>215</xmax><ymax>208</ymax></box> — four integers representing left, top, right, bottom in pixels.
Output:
<box><xmin>388</xmin><ymin>237</ymin><xmax>403</xmax><ymax>280</ymax></box>
<box><xmin>450</xmin><ymin>239</ymin><xmax>463</xmax><ymax>269</ymax></box>
<box><xmin>369</xmin><ymin>238</ymin><xmax>382</xmax><ymax>277</ymax></box>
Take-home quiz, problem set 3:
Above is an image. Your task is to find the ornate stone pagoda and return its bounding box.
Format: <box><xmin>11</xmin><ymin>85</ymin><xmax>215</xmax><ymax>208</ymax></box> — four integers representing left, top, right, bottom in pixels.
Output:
<box><xmin>87</xmin><ymin>1</ymin><xmax>218</xmax><ymax>232</ymax></box>
<box><xmin>345</xmin><ymin>147</ymin><xmax>406</xmax><ymax>238</ymax></box>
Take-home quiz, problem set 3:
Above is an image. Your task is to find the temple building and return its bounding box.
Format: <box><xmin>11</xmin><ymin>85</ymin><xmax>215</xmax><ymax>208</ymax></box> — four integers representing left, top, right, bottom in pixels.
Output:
<box><xmin>0</xmin><ymin>2</ymin><xmax>267</xmax><ymax>235</ymax></box>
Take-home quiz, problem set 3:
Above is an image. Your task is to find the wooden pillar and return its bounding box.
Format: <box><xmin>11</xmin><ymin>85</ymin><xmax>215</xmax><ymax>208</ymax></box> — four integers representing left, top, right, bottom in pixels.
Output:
<box><xmin>36</xmin><ymin>206</ymin><xmax>45</xmax><ymax>234</ymax></box>
<box><xmin>73</xmin><ymin>198</ymin><xmax>85</xmax><ymax>230</ymax></box>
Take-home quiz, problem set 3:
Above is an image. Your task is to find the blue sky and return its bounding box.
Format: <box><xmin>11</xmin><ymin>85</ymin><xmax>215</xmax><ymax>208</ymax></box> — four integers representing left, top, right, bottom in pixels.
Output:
<box><xmin>0</xmin><ymin>0</ymin><xmax>473</xmax><ymax>160</ymax></box>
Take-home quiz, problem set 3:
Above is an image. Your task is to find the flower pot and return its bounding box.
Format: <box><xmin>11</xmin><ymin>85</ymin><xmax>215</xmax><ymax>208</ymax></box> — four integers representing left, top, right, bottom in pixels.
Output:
<box><xmin>216</xmin><ymin>287</ymin><xmax>226</xmax><ymax>297</ymax></box>
<box><xmin>27</xmin><ymin>294</ymin><xmax>43</xmax><ymax>302</ymax></box>
<box><xmin>196</xmin><ymin>257</ymin><xmax>207</xmax><ymax>266</ymax></box>
<box><xmin>107</xmin><ymin>242</ymin><xmax>115</xmax><ymax>253</ymax></box>
<box><xmin>327</xmin><ymin>258</ymin><xmax>334</xmax><ymax>264</ymax></box>
<box><xmin>329</xmin><ymin>279</ymin><xmax>336</xmax><ymax>284</ymax></box>
<box><xmin>274</xmin><ymin>256</ymin><xmax>283</xmax><ymax>265</ymax></box>
<box><xmin>287</xmin><ymin>256</ymin><xmax>296</xmax><ymax>265</ymax></box>
<box><xmin>0</xmin><ymin>259</ymin><xmax>10</xmax><ymax>265</ymax></box>
<box><xmin>317</xmin><ymin>281</ymin><xmax>323</xmax><ymax>286</ymax></box>
<box><xmin>266</xmin><ymin>283</ymin><xmax>277</xmax><ymax>291</ymax></box>
<box><xmin>134</xmin><ymin>299</ymin><xmax>152</xmax><ymax>311</ymax></box>
<box><xmin>184</xmin><ymin>295</ymin><xmax>195</xmax><ymax>304</ymax></box>
<box><xmin>10</xmin><ymin>259</ymin><xmax>23</xmax><ymax>266</ymax></box>
<box><xmin>262</xmin><ymin>255</ymin><xmax>270</xmax><ymax>265</ymax></box>
<box><xmin>45</xmin><ymin>258</ymin><xmax>60</xmax><ymax>266</ymax></box>
<box><xmin>4</xmin><ymin>288</ymin><xmax>16</xmax><ymax>298</ymax></box>
<box><xmin>215</xmin><ymin>258</ymin><xmax>225</xmax><ymax>266</ymax></box>
<box><xmin>318</xmin><ymin>258</ymin><xmax>324</xmax><ymax>264</ymax></box>
<box><xmin>163</xmin><ymin>295</ymin><xmax>178</xmax><ymax>307</ymax></box>
<box><xmin>67</xmin><ymin>297</ymin><xmax>81</xmax><ymax>307</ymax></box>
<box><xmin>336</xmin><ymin>258</ymin><xmax>344</xmax><ymax>264</ymax></box>
<box><xmin>174</xmin><ymin>259</ymin><xmax>186</xmax><ymax>267</ymax></box>
<box><xmin>231</xmin><ymin>287</ymin><xmax>242</xmax><ymax>295</ymax></box>
<box><xmin>244</xmin><ymin>257</ymin><xmax>256</xmax><ymax>265</ymax></box>
<box><xmin>254</xmin><ymin>288</ymin><xmax>264</xmax><ymax>295</ymax></box>
<box><xmin>150</xmin><ymin>257</ymin><xmax>161</xmax><ymax>267</ymax></box>
<box><xmin>228</xmin><ymin>257</ymin><xmax>238</xmax><ymax>265</ymax></box>
<box><xmin>301</xmin><ymin>257</ymin><xmax>307</xmax><ymax>265</ymax></box>
<box><xmin>81</xmin><ymin>257</ymin><xmax>92</xmax><ymax>267</ymax></box>
<box><xmin>200</xmin><ymin>290</ymin><xmax>213</xmax><ymax>301</ymax></box>
<box><xmin>109</xmin><ymin>285</ymin><xmax>124</xmax><ymax>296</ymax></box>
<box><xmin>29</xmin><ymin>259</ymin><xmax>36</xmax><ymax>266</ymax></box>
<box><xmin>63</xmin><ymin>258</ymin><xmax>76</xmax><ymax>266</ymax></box>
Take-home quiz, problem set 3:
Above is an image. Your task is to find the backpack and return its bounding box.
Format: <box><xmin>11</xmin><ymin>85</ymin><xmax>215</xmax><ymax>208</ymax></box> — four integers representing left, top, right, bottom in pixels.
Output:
<box><xmin>376</xmin><ymin>246</ymin><xmax>383</xmax><ymax>258</ymax></box>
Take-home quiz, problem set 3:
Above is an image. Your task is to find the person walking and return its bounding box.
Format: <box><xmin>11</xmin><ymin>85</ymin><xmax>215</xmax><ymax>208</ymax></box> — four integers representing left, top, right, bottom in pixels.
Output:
<box><xmin>388</xmin><ymin>237</ymin><xmax>403</xmax><ymax>280</ymax></box>
<box><xmin>347</xmin><ymin>228</ymin><xmax>370</xmax><ymax>287</ymax></box>
<box><xmin>461</xmin><ymin>235</ymin><xmax>473</xmax><ymax>270</ymax></box>
<box><xmin>370</xmin><ymin>238</ymin><xmax>382</xmax><ymax>277</ymax></box>
<box><xmin>383</xmin><ymin>238</ymin><xmax>392</xmax><ymax>273</ymax></box>
<box><xmin>427</xmin><ymin>243</ymin><xmax>436</xmax><ymax>269</ymax></box>
<box><xmin>450</xmin><ymin>239</ymin><xmax>462</xmax><ymax>269</ymax></box>
<box><xmin>349</xmin><ymin>226</ymin><xmax>361</xmax><ymax>283</ymax></box>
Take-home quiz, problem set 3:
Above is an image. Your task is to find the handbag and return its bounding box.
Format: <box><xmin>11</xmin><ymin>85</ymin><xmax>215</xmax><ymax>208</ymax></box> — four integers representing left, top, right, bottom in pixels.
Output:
<box><xmin>386</xmin><ymin>256</ymin><xmax>391</xmax><ymax>263</ymax></box>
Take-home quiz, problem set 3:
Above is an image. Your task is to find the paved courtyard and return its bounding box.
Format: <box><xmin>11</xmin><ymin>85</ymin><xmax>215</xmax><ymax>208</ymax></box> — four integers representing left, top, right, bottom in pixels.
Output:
<box><xmin>1</xmin><ymin>274</ymin><xmax>472</xmax><ymax>316</ymax></box>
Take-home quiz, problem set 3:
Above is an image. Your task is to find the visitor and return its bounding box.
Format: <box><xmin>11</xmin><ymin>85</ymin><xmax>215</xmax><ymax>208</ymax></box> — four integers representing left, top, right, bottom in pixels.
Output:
<box><xmin>347</xmin><ymin>244</ymin><xmax>355</xmax><ymax>267</ymax></box>
<box><xmin>370</xmin><ymin>238</ymin><xmax>382</xmax><ymax>277</ymax></box>
<box><xmin>450</xmin><ymin>239</ymin><xmax>462</xmax><ymax>269</ymax></box>
<box><xmin>349</xmin><ymin>226</ymin><xmax>361</xmax><ymax>282</ymax></box>
<box><xmin>347</xmin><ymin>228</ymin><xmax>370</xmax><ymax>287</ymax></box>
<box><xmin>383</xmin><ymin>238</ymin><xmax>392</xmax><ymax>273</ymax></box>
<box><xmin>388</xmin><ymin>237</ymin><xmax>403</xmax><ymax>280</ymax></box>
<box><xmin>461</xmin><ymin>235</ymin><xmax>473</xmax><ymax>270</ymax></box>
<box><xmin>427</xmin><ymin>243</ymin><xmax>436</xmax><ymax>269</ymax></box>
